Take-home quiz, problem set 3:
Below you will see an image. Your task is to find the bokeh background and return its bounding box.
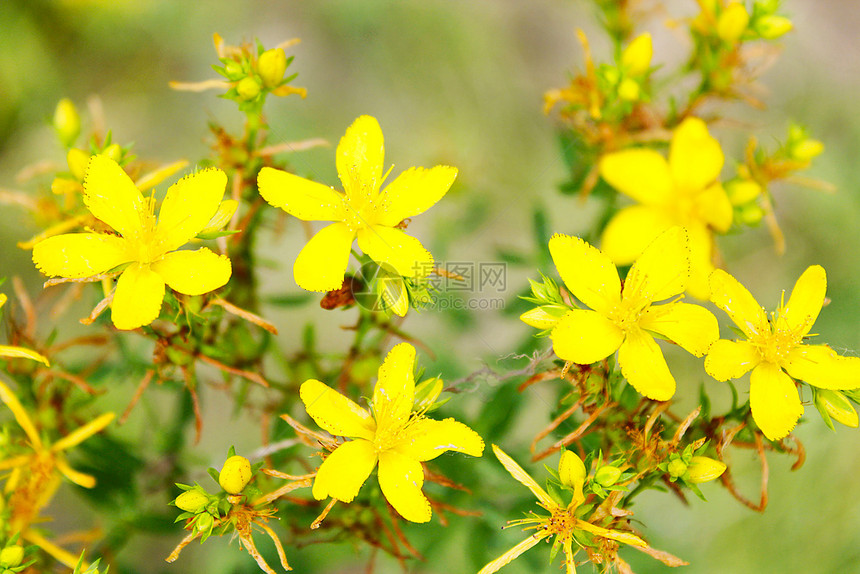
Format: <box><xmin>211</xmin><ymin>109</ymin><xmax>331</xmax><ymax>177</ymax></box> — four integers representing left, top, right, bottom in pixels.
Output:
<box><xmin>2</xmin><ymin>0</ymin><xmax>860</xmax><ymax>572</ymax></box>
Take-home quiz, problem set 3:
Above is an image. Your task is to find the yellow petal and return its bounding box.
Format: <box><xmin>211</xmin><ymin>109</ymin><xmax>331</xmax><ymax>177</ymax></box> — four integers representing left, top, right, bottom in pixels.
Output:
<box><xmin>373</xmin><ymin>342</ymin><xmax>416</xmax><ymax>436</ymax></box>
<box><xmin>599</xmin><ymin>149</ymin><xmax>673</xmax><ymax>204</ymax></box>
<box><xmin>32</xmin><ymin>233</ymin><xmax>132</xmax><ymax>278</ymax></box>
<box><xmin>337</xmin><ymin>115</ymin><xmax>384</xmax><ymax>200</ymax></box>
<box><xmin>83</xmin><ymin>155</ymin><xmax>147</xmax><ymax>240</ymax></box>
<box><xmin>550</xmin><ymin>309</ymin><xmax>624</xmax><ymax>365</ymax></box>
<box><xmin>600</xmin><ymin>205</ymin><xmax>674</xmax><ymax>265</ymax></box>
<box><xmin>356</xmin><ymin>225</ymin><xmax>433</xmax><ymax>279</ymax></box>
<box><xmin>695</xmin><ymin>183</ymin><xmax>733</xmax><ymax>232</ymax></box>
<box><xmin>155</xmin><ymin>168</ymin><xmax>227</xmax><ymax>253</ymax></box>
<box><xmin>704</xmin><ymin>339</ymin><xmax>761</xmax><ymax>381</ymax></box>
<box><xmin>294</xmin><ymin>223</ymin><xmax>356</xmax><ymax>292</ymax></box>
<box><xmin>641</xmin><ymin>302</ymin><xmax>719</xmax><ymax>357</ymax></box>
<box><xmin>394</xmin><ymin>417</ymin><xmax>484</xmax><ymax>461</ymax></box>
<box><xmin>151</xmin><ymin>248</ymin><xmax>231</xmax><ymax>296</ymax></box>
<box><xmin>311</xmin><ymin>439</ymin><xmax>377</xmax><ymax>503</ymax></box>
<box><xmin>52</xmin><ymin>412</ymin><xmax>115</xmax><ymax>452</ymax></box>
<box><xmin>377</xmin><ymin>165</ymin><xmax>458</xmax><ymax>226</ymax></box>
<box><xmin>377</xmin><ymin>450</ymin><xmax>431</xmax><ymax>523</ymax></box>
<box><xmin>687</xmin><ymin>223</ymin><xmax>715</xmax><ymax>300</ymax></box>
<box><xmin>257</xmin><ymin>166</ymin><xmax>344</xmax><ymax>221</ymax></box>
<box><xmin>617</xmin><ymin>328</ymin><xmax>675</xmax><ymax>401</ymax></box>
<box><xmin>299</xmin><ymin>379</ymin><xmax>376</xmax><ymax>440</ymax></box>
<box><xmin>491</xmin><ymin>444</ymin><xmax>555</xmax><ymax>508</ymax></box>
<box><xmin>624</xmin><ymin>226</ymin><xmax>689</xmax><ymax>304</ymax></box>
<box><xmin>669</xmin><ymin>117</ymin><xmax>723</xmax><ymax>193</ymax></box>
<box><xmin>784</xmin><ymin>345</ymin><xmax>860</xmax><ymax>390</ymax></box>
<box><xmin>477</xmin><ymin>534</ymin><xmax>545</xmax><ymax>574</ymax></box>
<box><xmin>575</xmin><ymin>519</ymin><xmax>648</xmax><ymax>547</ymax></box>
<box><xmin>749</xmin><ymin>362</ymin><xmax>803</xmax><ymax>441</ymax></box>
<box><xmin>782</xmin><ymin>265</ymin><xmax>826</xmax><ymax>338</ymax></box>
<box><xmin>549</xmin><ymin>233</ymin><xmax>621</xmax><ymax>313</ymax></box>
<box><xmin>0</xmin><ymin>378</ymin><xmax>43</xmax><ymax>448</ymax></box>
<box><xmin>709</xmin><ymin>269</ymin><xmax>768</xmax><ymax>338</ymax></box>
<box><xmin>55</xmin><ymin>456</ymin><xmax>97</xmax><ymax>488</ymax></box>
<box><xmin>0</xmin><ymin>345</ymin><xmax>50</xmax><ymax>366</ymax></box>
<box><xmin>111</xmin><ymin>264</ymin><xmax>165</xmax><ymax>330</ymax></box>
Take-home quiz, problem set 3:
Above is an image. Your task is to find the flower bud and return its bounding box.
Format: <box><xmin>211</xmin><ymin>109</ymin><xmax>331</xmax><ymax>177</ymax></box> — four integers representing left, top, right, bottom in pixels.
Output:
<box><xmin>194</xmin><ymin>511</ymin><xmax>214</xmax><ymax>534</ymax></box>
<box><xmin>236</xmin><ymin>77</ymin><xmax>262</xmax><ymax>101</ymax></box>
<box><xmin>667</xmin><ymin>458</ymin><xmax>687</xmax><ymax>479</ymax></box>
<box><xmin>258</xmin><ymin>48</ymin><xmax>288</xmax><ymax>88</ymax></box>
<box><xmin>686</xmin><ymin>456</ymin><xmax>727</xmax><ymax>483</ymax></box>
<box><xmin>594</xmin><ymin>465</ymin><xmax>622</xmax><ymax>487</ymax></box>
<box><xmin>0</xmin><ymin>545</ymin><xmax>24</xmax><ymax>568</ymax></box>
<box><xmin>198</xmin><ymin>199</ymin><xmax>239</xmax><ymax>238</ymax></box>
<box><xmin>67</xmin><ymin>148</ymin><xmax>90</xmax><ymax>182</ymax></box>
<box><xmin>755</xmin><ymin>15</ymin><xmax>793</xmax><ymax>39</ymax></box>
<box><xmin>103</xmin><ymin>143</ymin><xmax>123</xmax><ymax>163</ymax></box>
<box><xmin>559</xmin><ymin>450</ymin><xmax>586</xmax><ymax>491</ymax></box>
<box><xmin>53</xmin><ymin>98</ymin><xmax>81</xmax><ymax>147</ymax></box>
<box><xmin>621</xmin><ymin>33</ymin><xmax>652</xmax><ymax>77</ymax></box>
<box><xmin>717</xmin><ymin>3</ymin><xmax>750</xmax><ymax>43</ymax></box>
<box><xmin>377</xmin><ymin>275</ymin><xmax>409</xmax><ymax>317</ymax></box>
<box><xmin>726</xmin><ymin>179</ymin><xmax>762</xmax><ymax>206</ymax></box>
<box><xmin>815</xmin><ymin>389</ymin><xmax>859</xmax><ymax>429</ymax></box>
<box><xmin>738</xmin><ymin>203</ymin><xmax>764</xmax><ymax>226</ymax></box>
<box><xmin>219</xmin><ymin>455</ymin><xmax>253</xmax><ymax>494</ymax></box>
<box><xmin>791</xmin><ymin>139</ymin><xmax>824</xmax><ymax>162</ymax></box>
<box><xmin>617</xmin><ymin>78</ymin><xmax>640</xmax><ymax>102</ymax></box>
<box><xmin>175</xmin><ymin>489</ymin><xmax>210</xmax><ymax>513</ymax></box>
<box><xmin>520</xmin><ymin>306</ymin><xmax>565</xmax><ymax>330</ymax></box>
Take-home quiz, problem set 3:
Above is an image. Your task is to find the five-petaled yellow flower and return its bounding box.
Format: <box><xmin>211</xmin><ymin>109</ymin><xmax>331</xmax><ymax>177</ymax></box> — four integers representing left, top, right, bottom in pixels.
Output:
<box><xmin>257</xmin><ymin>115</ymin><xmax>457</xmax><ymax>292</ymax></box>
<box><xmin>299</xmin><ymin>342</ymin><xmax>484</xmax><ymax>523</ymax></box>
<box><xmin>478</xmin><ymin>445</ymin><xmax>647</xmax><ymax>574</ymax></box>
<box><xmin>32</xmin><ymin>155</ymin><xmax>232</xmax><ymax>330</ymax></box>
<box><xmin>545</xmin><ymin>227</ymin><xmax>719</xmax><ymax>401</ymax></box>
<box><xmin>599</xmin><ymin>117</ymin><xmax>733</xmax><ymax>299</ymax></box>
<box><xmin>705</xmin><ymin>266</ymin><xmax>860</xmax><ymax>440</ymax></box>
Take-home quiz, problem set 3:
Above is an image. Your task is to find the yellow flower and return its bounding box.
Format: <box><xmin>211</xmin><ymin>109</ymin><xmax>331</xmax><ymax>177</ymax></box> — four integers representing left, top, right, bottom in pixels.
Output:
<box><xmin>544</xmin><ymin>227</ymin><xmax>719</xmax><ymax>401</ymax></box>
<box><xmin>299</xmin><ymin>342</ymin><xmax>483</xmax><ymax>523</ymax></box>
<box><xmin>478</xmin><ymin>445</ymin><xmax>647</xmax><ymax>574</ymax></box>
<box><xmin>621</xmin><ymin>32</ymin><xmax>652</xmax><ymax>77</ymax></box>
<box><xmin>599</xmin><ymin>117</ymin><xmax>733</xmax><ymax>299</ymax></box>
<box><xmin>0</xmin><ymin>378</ymin><xmax>114</xmax><ymax>567</ymax></box>
<box><xmin>32</xmin><ymin>155</ymin><xmax>232</xmax><ymax>330</ymax></box>
<box><xmin>257</xmin><ymin>115</ymin><xmax>457</xmax><ymax>292</ymax></box>
<box><xmin>705</xmin><ymin>266</ymin><xmax>860</xmax><ymax>440</ymax></box>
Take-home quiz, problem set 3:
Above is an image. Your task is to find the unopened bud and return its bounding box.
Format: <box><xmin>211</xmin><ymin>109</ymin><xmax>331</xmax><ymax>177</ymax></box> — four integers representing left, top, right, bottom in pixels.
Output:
<box><xmin>0</xmin><ymin>546</ymin><xmax>24</xmax><ymax>568</ymax></box>
<box><xmin>520</xmin><ymin>306</ymin><xmax>565</xmax><ymax>330</ymax></box>
<box><xmin>815</xmin><ymin>389</ymin><xmax>859</xmax><ymax>429</ymax></box>
<box><xmin>791</xmin><ymin>139</ymin><xmax>824</xmax><ymax>162</ymax></box>
<box><xmin>594</xmin><ymin>465</ymin><xmax>622</xmax><ymax>487</ymax></box>
<box><xmin>194</xmin><ymin>511</ymin><xmax>214</xmax><ymax>533</ymax></box>
<box><xmin>621</xmin><ymin>33</ymin><xmax>652</xmax><ymax>77</ymax></box>
<box><xmin>617</xmin><ymin>78</ymin><xmax>641</xmax><ymax>102</ymax></box>
<box><xmin>686</xmin><ymin>456</ymin><xmax>727</xmax><ymax>483</ymax></box>
<box><xmin>738</xmin><ymin>203</ymin><xmax>764</xmax><ymax>226</ymax></box>
<box><xmin>726</xmin><ymin>179</ymin><xmax>762</xmax><ymax>206</ymax></box>
<box><xmin>53</xmin><ymin>98</ymin><xmax>81</xmax><ymax>147</ymax></box>
<box><xmin>377</xmin><ymin>275</ymin><xmax>409</xmax><ymax>317</ymax></box>
<box><xmin>175</xmin><ymin>489</ymin><xmax>210</xmax><ymax>513</ymax></box>
<box><xmin>559</xmin><ymin>450</ymin><xmax>586</xmax><ymax>493</ymax></box>
<box><xmin>258</xmin><ymin>48</ymin><xmax>287</xmax><ymax>88</ymax></box>
<box><xmin>755</xmin><ymin>15</ymin><xmax>793</xmax><ymax>39</ymax></box>
<box><xmin>219</xmin><ymin>455</ymin><xmax>252</xmax><ymax>494</ymax></box>
<box><xmin>717</xmin><ymin>3</ymin><xmax>750</xmax><ymax>43</ymax></box>
<box><xmin>67</xmin><ymin>148</ymin><xmax>90</xmax><ymax>181</ymax></box>
<box><xmin>103</xmin><ymin>143</ymin><xmax>123</xmax><ymax>163</ymax></box>
<box><xmin>236</xmin><ymin>77</ymin><xmax>262</xmax><ymax>101</ymax></box>
<box><xmin>667</xmin><ymin>458</ymin><xmax>687</xmax><ymax>479</ymax></box>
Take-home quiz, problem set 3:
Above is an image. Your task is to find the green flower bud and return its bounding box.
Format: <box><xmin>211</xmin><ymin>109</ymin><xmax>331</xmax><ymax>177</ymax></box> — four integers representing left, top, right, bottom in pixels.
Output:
<box><xmin>815</xmin><ymin>389</ymin><xmax>859</xmax><ymax>429</ymax></box>
<box><xmin>726</xmin><ymin>179</ymin><xmax>762</xmax><ymax>206</ymax></box>
<box><xmin>717</xmin><ymin>2</ymin><xmax>749</xmax><ymax>43</ymax></box>
<box><xmin>176</xmin><ymin>489</ymin><xmax>210</xmax><ymax>514</ymax></box>
<box><xmin>258</xmin><ymin>48</ymin><xmax>287</xmax><ymax>88</ymax></box>
<box><xmin>520</xmin><ymin>306</ymin><xmax>565</xmax><ymax>330</ymax></box>
<box><xmin>53</xmin><ymin>98</ymin><xmax>81</xmax><ymax>147</ymax></box>
<box><xmin>791</xmin><ymin>139</ymin><xmax>824</xmax><ymax>162</ymax></box>
<box><xmin>103</xmin><ymin>143</ymin><xmax>123</xmax><ymax>163</ymax></box>
<box><xmin>738</xmin><ymin>203</ymin><xmax>764</xmax><ymax>226</ymax></box>
<box><xmin>194</xmin><ymin>511</ymin><xmax>214</xmax><ymax>533</ymax></box>
<box><xmin>617</xmin><ymin>78</ymin><xmax>640</xmax><ymax>102</ymax></box>
<box><xmin>219</xmin><ymin>455</ymin><xmax>252</xmax><ymax>494</ymax></box>
<box><xmin>667</xmin><ymin>458</ymin><xmax>687</xmax><ymax>479</ymax></box>
<box><xmin>0</xmin><ymin>545</ymin><xmax>24</xmax><ymax>568</ymax></box>
<box><xmin>558</xmin><ymin>450</ymin><xmax>586</xmax><ymax>495</ymax></box>
<box><xmin>236</xmin><ymin>77</ymin><xmax>262</xmax><ymax>101</ymax></box>
<box><xmin>594</xmin><ymin>465</ymin><xmax>622</xmax><ymax>487</ymax></box>
<box><xmin>686</xmin><ymin>456</ymin><xmax>727</xmax><ymax>483</ymax></box>
<box><xmin>755</xmin><ymin>15</ymin><xmax>793</xmax><ymax>39</ymax></box>
<box><xmin>67</xmin><ymin>148</ymin><xmax>90</xmax><ymax>182</ymax></box>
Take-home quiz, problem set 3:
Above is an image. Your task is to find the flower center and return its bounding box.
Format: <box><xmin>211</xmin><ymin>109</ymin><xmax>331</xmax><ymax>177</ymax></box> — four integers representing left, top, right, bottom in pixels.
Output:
<box><xmin>750</xmin><ymin>317</ymin><xmax>803</xmax><ymax>365</ymax></box>
<box><xmin>607</xmin><ymin>297</ymin><xmax>648</xmax><ymax>332</ymax></box>
<box><xmin>547</xmin><ymin>508</ymin><xmax>576</xmax><ymax>535</ymax></box>
<box><xmin>372</xmin><ymin>411</ymin><xmax>423</xmax><ymax>453</ymax></box>
<box><xmin>339</xmin><ymin>195</ymin><xmax>376</xmax><ymax>232</ymax></box>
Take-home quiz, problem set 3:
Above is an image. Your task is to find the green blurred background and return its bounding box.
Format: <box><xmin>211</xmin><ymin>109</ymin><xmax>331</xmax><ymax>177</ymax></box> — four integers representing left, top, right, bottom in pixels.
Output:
<box><xmin>2</xmin><ymin>0</ymin><xmax>860</xmax><ymax>572</ymax></box>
